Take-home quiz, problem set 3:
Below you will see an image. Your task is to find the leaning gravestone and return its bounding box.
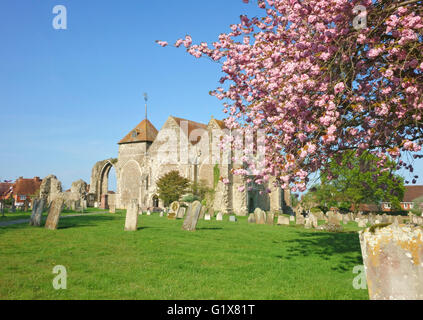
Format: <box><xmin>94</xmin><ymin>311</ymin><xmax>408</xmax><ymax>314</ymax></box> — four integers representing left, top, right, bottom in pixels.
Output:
<box><xmin>124</xmin><ymin>200</ymin><xmax>139</xmax><ymax>231</ymax></box>
<box><xmin>30</xmin><ymin>198</ymin><xmax>45</xmax><ymax>227</ymax></box>
<box><xmin>359</xmin><ymin>223</ymin><xmax>423</xmax><ymax>300</ymax></box>
<box><xmin>182</xmin><ymin>201</ymin><xmax>202</xmax><ymax>231</ymax></box>
<box><xmin>277</xmin><ymin>216</ymin><xmax>290</xmax><ymax>226</ymax></box>
<box><xmin>45</xmin><ymin>198</ymin><xmax>65</xmax><ymax>230</ymax></box>
<box><xmin>216</xmin><ymin>212</ymin><xmax>223</xmax><ymax>221</ymax></box>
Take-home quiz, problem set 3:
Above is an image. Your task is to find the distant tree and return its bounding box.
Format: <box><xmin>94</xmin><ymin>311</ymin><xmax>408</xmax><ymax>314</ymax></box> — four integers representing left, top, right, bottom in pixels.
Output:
<box><xmin>156</xmin><ymin>171</ymin><xmax>190</xmax><ymax>207</ymax></box>
<box><xmin>303</xmin><ymin>150</ymin><xmax>405</xmax><ymax>213</ymax></box>
<box><xmin>411</xmin><ymin>196</ymin><xmax>423</xmax><ymax>216</ymax></box>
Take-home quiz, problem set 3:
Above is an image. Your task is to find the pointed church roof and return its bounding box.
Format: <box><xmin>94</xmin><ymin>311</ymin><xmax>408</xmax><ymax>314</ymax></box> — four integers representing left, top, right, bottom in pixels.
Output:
<box><xmin>118</xmin><ymin>119</ymin><xmax>158</xmax><ymax>144</ymax></box>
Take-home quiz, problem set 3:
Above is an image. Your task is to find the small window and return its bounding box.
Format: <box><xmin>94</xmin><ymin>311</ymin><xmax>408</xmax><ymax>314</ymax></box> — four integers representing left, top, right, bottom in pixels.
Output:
<box><xmin>132</xmin><ymin>131</ymin><xmax>138</xmax><ymax>138</ymax></box>
<box><xmin>20</xmin><ymin>195</ymin><xmax>26</xmax><ymax>201</ymax></box>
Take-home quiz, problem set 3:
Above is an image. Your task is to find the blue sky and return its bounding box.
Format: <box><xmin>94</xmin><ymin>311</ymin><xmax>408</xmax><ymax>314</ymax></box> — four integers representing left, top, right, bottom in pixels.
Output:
<box><xmin>0</xmin><ymin>0</ymin><xmax>421</xmax><ymax>190</ymax></box>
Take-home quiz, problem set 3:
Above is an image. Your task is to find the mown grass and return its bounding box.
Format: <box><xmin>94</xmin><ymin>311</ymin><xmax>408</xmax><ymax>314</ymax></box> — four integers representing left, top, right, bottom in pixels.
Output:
<box><xmin>0</xmin><ymin>212</ymin><xmax>369</xmax><ymax>300</ymax></box>
<box><xmin>0</xmin><ymin>208</ymin><xmax>107</xmax><ymax>223</ymax></box>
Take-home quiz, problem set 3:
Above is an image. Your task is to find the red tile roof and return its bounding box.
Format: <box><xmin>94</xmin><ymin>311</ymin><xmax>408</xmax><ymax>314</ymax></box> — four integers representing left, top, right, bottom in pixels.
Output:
<box><xmin>403</xmin><ymin>185</ymin><xmax>423</xmax><ymax>202</ymax></box>
<box><xmin>119</xmin><ymin>119</ymin><xmax>158</xmax><ymax>144</ymax></box>
<box><xmin>13</xmin><ymin>177</ymin><xmax>42</xmax><ymax>196</ymax></box>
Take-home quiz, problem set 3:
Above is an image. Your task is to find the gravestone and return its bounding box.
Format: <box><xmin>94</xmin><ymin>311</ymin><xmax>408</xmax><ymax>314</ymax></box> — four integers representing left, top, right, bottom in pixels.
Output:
<box><xmin>147</xmin><ymin>210</ymin><xmax>151</xmax><ymax>216</ymax></box>
<box><xmin>290</xmin><ymin>215</ymin><xmax>295</xmax><ymax>222</ymax></box>
<box><xmin>0</xmin><ymin>202</ymin><xmax>4</xmax><ymax>216</ymax></box>
<box><xmin>204</xmin><ymin>214</ymin><xmax>211</xmax><ymax>221</ymax></box>
<box><xmin>304</xmin><ymin>218</ymin><xmax>312</xmax><ymax>229</ymax></box>
<box><xmin>277</xmin><ymin>216</ymin><xmax>290</xmax><ymax>226</ymax></box>
<box><xmin>329</xmin><ymin>214</ymin><xmax>341</xmax><ymax>226</ymax></box>
<box><xmin>248</xmin><ymin>213</ymin><xmax>256</xmax><ymax>224</ymax></box>
<box><xmin>310</xmin><ymin>213</ymin><xmax>319</xmax><ymax>228</ymax></box>
<box><xmin>30</xmin><ymin>198</ymin><xmax>45</xmax><ymax>227</ymax></box>
<box><xmin>124</xmin><ymin>200</ymin><xmax>139</xmax><ymax>231</ymax></box>
<box><xmin>229</xmin><ymin>215</ymin><xmax>237</xmax><ymax>222</ymax></box>
<box><xmin>82</xmin><ymin>200</ymin><xmax>87</xmax><ymax>211</ymax></box>
<box><xmin>182</xmin><ymin>201</ymin><xmax>202</xmax><ymax>231</ymax></box>
<box><xmin>266</xmin><ymin>213</ymin><xmax>274</xmax><ymax>225</ymax></box>
<box><xmin>170</xmin><ymin>201</ymin><xmax>180</xmax><ymax>215</ymax></box>
<box><xmin>159</xmin><ymin>211</ymin><xmax>164</xmax><ymax>217</ymax></box>
<box><xmin>177</xmin><ymin>206</ymin><xmax>186</xmax><ymax>219</ymax></box>
<box><xmin>216</xmin><ymin>212</ymin><xmax>223</xmax><ymax>221</ymax></box>
<box><xmin>199</xmin><ymin>206</ymin><xmax>206</xmax><ymax>220</ymax></box>
<box><xmin>45</xmin><ymin>198</ymin><xmax>65</xmax><ymax>230</ymax></box>
<box><xmin>109</xmin><ymin>204</ymin><xmax>116</xmax><ymax>214</ymax></box>
<box><xmin>254</xmin><ymin>208</ymin><xmax>266</xmax><ymax>225</ymax></box>
<box><xmin>359</xmin><ymin>223</ymin><xmax>423</xmax><ymax>300</ymax></box>
<box><xmin>296</xmin><ymin>215</ymin><xmax>305</xmax><ymax>225</ymax></box>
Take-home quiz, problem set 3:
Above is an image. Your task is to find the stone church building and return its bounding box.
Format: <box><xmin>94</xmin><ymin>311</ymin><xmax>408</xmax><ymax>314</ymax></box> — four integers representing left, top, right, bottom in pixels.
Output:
<box><xmin>89</xmin><ymin>115</ymin><xmax>291</xmax><ymax>216</ymax></box>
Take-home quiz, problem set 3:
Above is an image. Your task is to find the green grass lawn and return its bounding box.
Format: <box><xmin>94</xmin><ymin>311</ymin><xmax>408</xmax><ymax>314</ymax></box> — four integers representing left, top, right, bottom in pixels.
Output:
<box><xmin>0</xmin><ymin>212</ymin><xmax>369</xmax><ymax>300</ymax></box>
<box><xmin>0</xmin><ymin>208</ymin><xmax>108</xmax><ymax>223</ymax></box>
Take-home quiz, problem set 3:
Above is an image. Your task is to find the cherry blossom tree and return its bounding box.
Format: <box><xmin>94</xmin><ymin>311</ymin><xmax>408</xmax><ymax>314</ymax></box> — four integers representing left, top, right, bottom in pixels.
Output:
<box><xmin>158</xmin><ymin>0</ymin><xmax>423</xmax><ymax>192</ymax></box>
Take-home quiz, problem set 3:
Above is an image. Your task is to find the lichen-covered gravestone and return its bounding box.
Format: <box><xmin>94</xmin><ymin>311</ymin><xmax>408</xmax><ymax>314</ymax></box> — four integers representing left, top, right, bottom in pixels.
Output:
<box><xmin>360</xmin><ymin>223</ymin><xmax>423</xmax><ymax>300</ymax></box>
<box><xmin>170</xmin><ymin>201</ymin><xmax>180</xmax><ymax>215</ymax></box>
<box><xmin>182</xmin><ymin>201</ymin><xmax>202</xmax><ymax>231</ymax></box>
<box><xmin>124</xmin><ymin>200</ymin><xmax>139</xmax><ymax>231</ymax></box>
<box><xmin>45</xmin><ymin>198</ymin><xmax>64</xmax><ymax>230</ymax></box>
<box><xmin>30</xmin><ymin>198</ymin><xmax>45</xmax><ymax>227</ymax></box>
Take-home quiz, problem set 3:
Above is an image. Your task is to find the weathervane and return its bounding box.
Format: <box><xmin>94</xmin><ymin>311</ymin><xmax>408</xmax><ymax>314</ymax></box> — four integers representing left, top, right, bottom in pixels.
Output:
<box><xmin>144</xmin><ymin>92</ymin><xmax>148</xmax><ymax>120</ymax></box>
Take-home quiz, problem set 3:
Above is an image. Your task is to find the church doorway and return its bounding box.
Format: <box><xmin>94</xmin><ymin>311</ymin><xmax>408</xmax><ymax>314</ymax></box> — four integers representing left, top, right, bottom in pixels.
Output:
<box><xmin>153</xmin><ymin>195</ymin><xmax>159</xmax><ymax>208</ymax></box>
<box><xmin>249</xmin><ymin>197</ymin><xmax>255</xmax><ymax>214</ymax></box>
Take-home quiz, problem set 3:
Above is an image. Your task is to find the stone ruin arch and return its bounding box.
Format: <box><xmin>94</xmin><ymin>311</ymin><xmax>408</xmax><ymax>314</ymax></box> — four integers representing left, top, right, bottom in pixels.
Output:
<box><xmin>89</xmin><ymin>158</ymin><xmax>118</xmax><ymax>208</ymax></box>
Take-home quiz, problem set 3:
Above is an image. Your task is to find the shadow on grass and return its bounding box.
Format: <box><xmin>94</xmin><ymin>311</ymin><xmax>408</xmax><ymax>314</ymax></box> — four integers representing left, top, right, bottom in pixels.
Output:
<box><xmin>279</xmin><ymin>231</ymin><xmax>363</xmax><ymax>272</ymax></box>
<box><xmin>0</xmin><ymin>214</ymin><xmax>118</xmax><ymax>234</ymax></box>
<box><xmin>196</xmin><ymin>227</ymin><xmax>224</xmax><ymax>231</ymax></box>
